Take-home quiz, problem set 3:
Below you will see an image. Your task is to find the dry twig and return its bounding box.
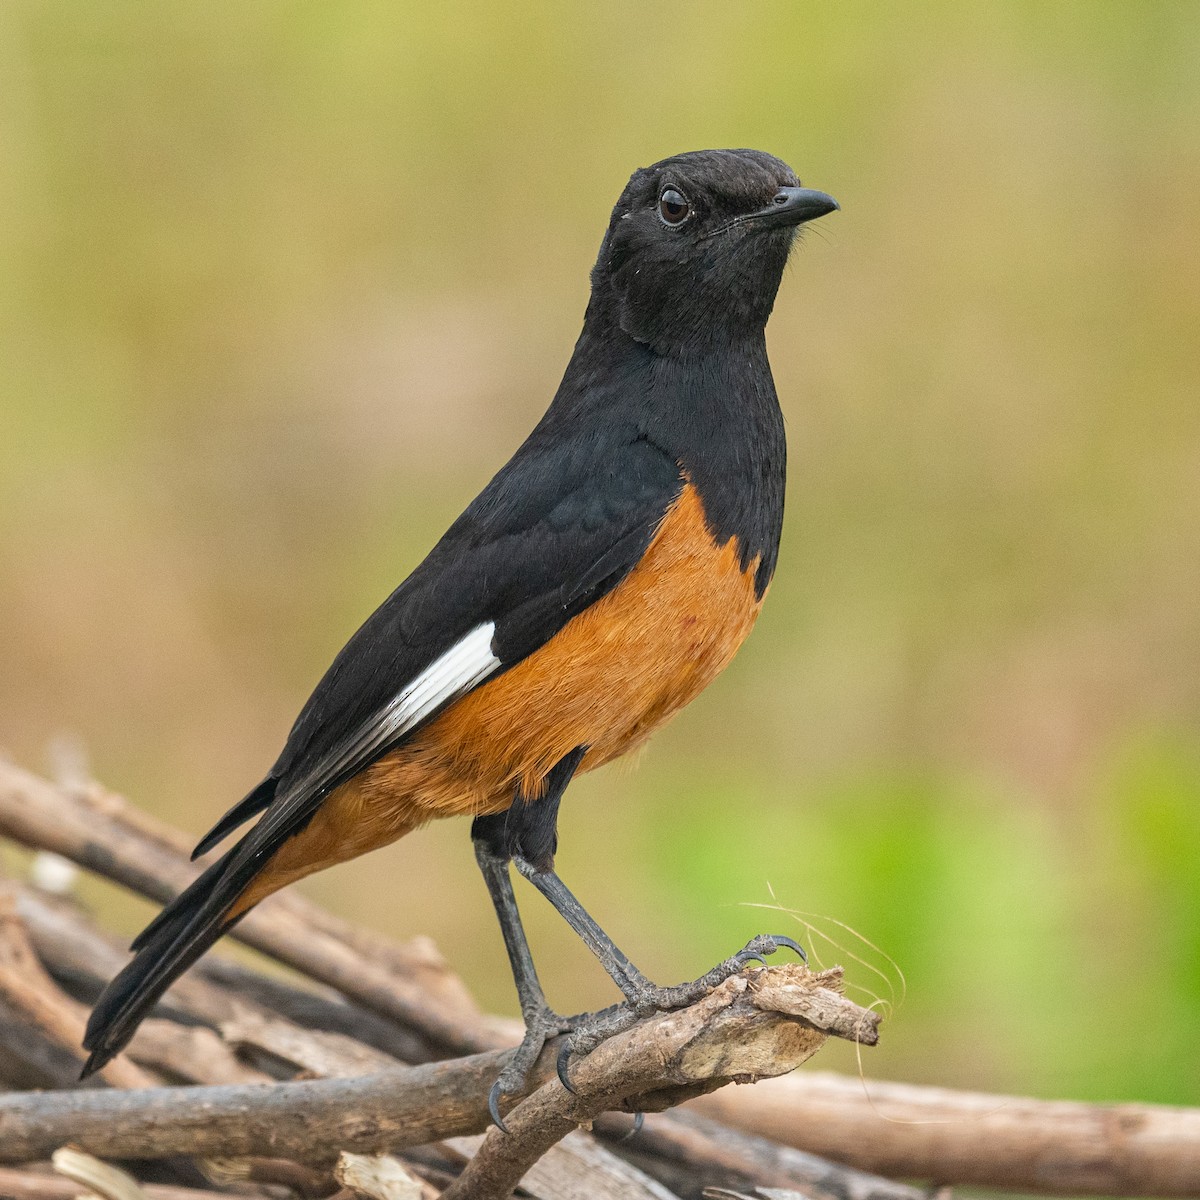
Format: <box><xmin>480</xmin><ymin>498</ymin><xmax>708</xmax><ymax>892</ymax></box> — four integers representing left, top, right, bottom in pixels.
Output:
<box><xmin>691</xmin><ymin>1071</ymin><xmax>1200</xmax><ymax>1197</ymax></box>
<box><xmin>0</xmin><ymin>1166</ymin><xmax>233</xmax><ymax>1200</ymax></box>
<box><xmin>0</xmin><ymin>964</ymin><xmax>871</xmax><ymax>1167</ymax></box>
<box><xmin>3</xmin><ymin>759</ymin><xmax>1200</xmax><ymax>1197</ymax></box>
<box><xmin>0</xmin><ymin>760</ymin><xmax>486</xmax><ymax>1054</ymax></box>
<box><xmin>440</xmin><ymin>967</ymin><xmax>868</xmax><ymax>1200</ymax></box>
<box><xmin>2</xmin><ymin>871</ymin><xmax>678</xmax><ymax>1198</ymax></box>
<box><xmin>0</xmin><ymin>885</ymin><xmax>158</xmax><ymax>1090</ymax></box>
<box><xmin>441</xmin><ymin>1131</ymin><xmax>682</xmax><ymax>1200</ymax></box>
<box><xmin>601</xmin><ymin>1109</ymin><xmax>929</xmax><ymax>1200</ymax></box>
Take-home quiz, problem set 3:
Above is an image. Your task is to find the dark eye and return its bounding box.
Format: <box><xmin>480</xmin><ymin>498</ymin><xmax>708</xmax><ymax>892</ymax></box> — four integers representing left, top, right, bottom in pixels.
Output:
<box><xmin>657</xmin><ymin>187</ymin><xmax>691</xmax><ymax>226</ymax></box>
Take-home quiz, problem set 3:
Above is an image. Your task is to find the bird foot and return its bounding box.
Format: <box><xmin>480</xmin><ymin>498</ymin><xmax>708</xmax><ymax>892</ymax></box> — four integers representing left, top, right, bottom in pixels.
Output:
<box><xmin>488</xmin><ymin>1003</ymin><xmax>580</xmax><ymax>1132</ymax></box>
<box><xmin>620</xmin><ymin>932</ymin><xmax>806</xmax><ymax>1014</ymax></box>
<box><xmin>556</xmin><ymin>932</ymin><xmax>806</xmax><ymax>1092</ymax></box>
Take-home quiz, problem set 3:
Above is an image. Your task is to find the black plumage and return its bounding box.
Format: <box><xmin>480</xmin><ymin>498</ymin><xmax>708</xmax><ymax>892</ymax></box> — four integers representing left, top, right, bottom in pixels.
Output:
<box><xmin>83</xmin><ymin>148</ymin><xmax>837</xmax><ymax>1080</ymax></box>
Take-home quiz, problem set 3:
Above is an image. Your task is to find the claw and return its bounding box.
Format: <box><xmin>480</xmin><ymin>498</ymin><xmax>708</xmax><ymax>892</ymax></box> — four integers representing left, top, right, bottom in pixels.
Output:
<box><xmin>771</xmin><ymin>934</ymin><xmax>808</xmax><ymax>963</ymax></box>
<box><xmin>739</xmin><ymin>951</ymin><xmax>769</xmax><ymax>967</ymax></box>
<box><xmin>487</xmin><ymin>1079</ymin><xmax>510</xmax><ymax>1134</ymax></box>
<box><xmin>620</xmin><ymin>1111</ymin><xmax>645</xmax><ymax>1142</ymax></box>
<box><xmin>556</xmin><ymin>1039</ymin><xmax>578</xmax><ymax>1095</ymax></box>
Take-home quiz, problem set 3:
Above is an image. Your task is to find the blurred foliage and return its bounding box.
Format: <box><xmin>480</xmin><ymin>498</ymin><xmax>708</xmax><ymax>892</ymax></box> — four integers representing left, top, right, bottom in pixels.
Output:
<box><xmin>1</xmin><ymin>2</ymin><xmax>1198</xmax><ymax>1104</ymax></box>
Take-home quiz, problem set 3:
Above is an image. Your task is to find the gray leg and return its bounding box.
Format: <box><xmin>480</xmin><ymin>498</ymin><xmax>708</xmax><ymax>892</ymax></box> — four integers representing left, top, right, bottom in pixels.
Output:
<box><xmin>514</xmin><ymin>857</ymin><xmax>805</xmax><ymax>1012</ymax></box>
<box><xmin>471</xmin><ymin>744</ymin><xmax>805</xmax><ymax>1118</ymax></box>
<box><xmin>470</xmin><ymin>749</ymin><xmax>591</xmax><ymax>1128</ymax></box>
<box><xmin>473</xmin><ymin>840</ymin><xmax>577</xmax><ymax>1129</ymax></box>
<box><xmin>513</xmin><ymin>855</ymin><xmax>807</xmax><ymax>1092</ymax></box>
<box><xmin>474</xmin><ymin>840</ymin><xmax>550</xmax><ymax>1019</ymax></box>
<box><xmin>512</xmin><ymin>857</ymin><xmax>650</xmax><ymax>995</ymax></box>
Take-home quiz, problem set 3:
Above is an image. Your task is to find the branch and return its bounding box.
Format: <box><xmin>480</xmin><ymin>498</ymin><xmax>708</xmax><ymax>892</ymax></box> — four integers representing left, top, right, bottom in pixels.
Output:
<box><xmin>0</xmin><ymin>886</ymin><xmax>158</xmax><ymax>1090</ymax></box>
<box><xmin>439</xmin><ymin>967</ymin><xmax>870</xmax><ymax>1200</ymax></box>
<box><xmin>0</xmin><ymin>759</ymin><xmax>489</xmax><ymax>1055</ymax></box>
<box><xmin>598</xmin><ymin>1109</ymin><xmax>930</xmax><ymax>1200</ymax></box>
<box><xmin>690</xmin><ymin>1071</ymin><xmax>1200</xmax><ymax>1197</ymax></box>
<box><xmin>0</xmin><ymin>1166</ymin><xmax>234</xmax><ymax>1200</ymax></box>
<box><xmin>439</xmin><ymin>1132</ymin><xmax>684</xmax><ymax>1200</ymax></box>
<box><xmin>9</xmin><ymin>872</ymin><xmax>688</xmax><ymax>1198</ymax></box>
<box><xmin>0</xmin><ymin>965</ymin><xmax>873</xmax><ymax>1167</ymax></box>
<box><xmin>6</xmin><ymin>759</ymin><xmax>1200</xmax><ymax>1197</ymax></box>
<box><xmin>0</xmin><ymin>1057</ymin><xmax>497</xmax><ymax>1165</ymax></box>
<box><xmin>15</xmin><ymin>880</ymin><xmax>433</xmax><ymax>1068</ymax></box>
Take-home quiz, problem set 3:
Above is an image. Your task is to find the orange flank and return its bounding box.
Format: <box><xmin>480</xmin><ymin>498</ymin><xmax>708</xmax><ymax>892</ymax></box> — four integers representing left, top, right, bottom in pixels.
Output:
<box><xmin>229</xmin><ymin>482</ymin><xmax>763</xmax><ymax>916</ymax></box>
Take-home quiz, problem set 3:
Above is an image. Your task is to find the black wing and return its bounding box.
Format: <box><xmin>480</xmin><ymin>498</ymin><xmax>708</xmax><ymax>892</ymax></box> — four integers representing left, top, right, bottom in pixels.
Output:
<box><xmin>83</xmin><ymin>422</ymin><xmax>682</xmax><ymax>1073</ymax></box>
<box><xmin>200</xmin><ymin>423</ymin><xmax>683</xmax><ymax>857</ymax></box>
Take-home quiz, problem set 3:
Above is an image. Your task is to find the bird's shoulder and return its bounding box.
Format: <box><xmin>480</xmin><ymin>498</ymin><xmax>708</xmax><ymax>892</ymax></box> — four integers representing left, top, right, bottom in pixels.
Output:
<box><xmin>270</xmin><ymin>419</ymin><xmax>683</xmax><ymax>786</ymax></box>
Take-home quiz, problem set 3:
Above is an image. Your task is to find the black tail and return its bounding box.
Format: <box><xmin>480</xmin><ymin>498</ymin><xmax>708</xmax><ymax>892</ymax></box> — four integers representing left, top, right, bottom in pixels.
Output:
<box><xmin>191</xmin><ymin>777</ymin><xmax>276</xmax><ymax>860</ymax></box>
<box><xmin>81</xmin><ymin>848</ymin><xmax>254</xmax><ymax>1076</ymax></box>
<box><xmin>82</xmin><ymin>777</ymin><xmax>284</xmax><ymax>1075</ymax></box>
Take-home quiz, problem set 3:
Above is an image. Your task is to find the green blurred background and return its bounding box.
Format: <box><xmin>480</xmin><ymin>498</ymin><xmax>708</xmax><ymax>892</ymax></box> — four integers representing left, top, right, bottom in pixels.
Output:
<box><xmin>2</xmin><ymin>2</ymin><xmax>1198</xmax><ymax>1106</ymax></box>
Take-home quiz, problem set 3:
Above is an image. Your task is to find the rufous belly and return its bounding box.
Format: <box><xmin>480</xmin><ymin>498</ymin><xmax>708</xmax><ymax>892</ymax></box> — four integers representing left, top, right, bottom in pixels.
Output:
<box><xmin>233</xmin><ymin>482</ymin><xmax>764</xmax><ymax>909</ymax></box>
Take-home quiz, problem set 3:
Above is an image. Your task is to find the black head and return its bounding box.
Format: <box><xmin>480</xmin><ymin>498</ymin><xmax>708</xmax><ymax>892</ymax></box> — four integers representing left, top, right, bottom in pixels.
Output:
<box><xmin>589</xmin><ymin>149</ymin><xmax>837</xmax><ymax>356</ymax></box>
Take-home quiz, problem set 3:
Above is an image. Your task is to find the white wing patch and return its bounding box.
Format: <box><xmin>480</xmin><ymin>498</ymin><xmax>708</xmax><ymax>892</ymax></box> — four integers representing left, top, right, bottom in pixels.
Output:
<box><xmin>379</xmin><ymin>621</ymin><xmax>501</xmax><ymax>740</ymax></box>
<box><xmin>294</xmin><ymin>622</ymin><xmax>500</xmax><ymax>799</ymax></box>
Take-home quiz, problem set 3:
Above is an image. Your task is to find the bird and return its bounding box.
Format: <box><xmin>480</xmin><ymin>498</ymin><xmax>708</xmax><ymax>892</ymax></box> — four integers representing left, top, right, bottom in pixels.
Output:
<box><xmin>82</xmin><ymin>148</ymin><xmax>838</xmax><ymax>1116</ymax></box>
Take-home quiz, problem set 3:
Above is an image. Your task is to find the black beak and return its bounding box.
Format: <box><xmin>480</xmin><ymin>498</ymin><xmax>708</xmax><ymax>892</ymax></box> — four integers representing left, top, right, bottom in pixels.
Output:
<box><xmin>752</xmin><ymin>186</ymin><xmax>840</xmax><ymax>229</ymax></box>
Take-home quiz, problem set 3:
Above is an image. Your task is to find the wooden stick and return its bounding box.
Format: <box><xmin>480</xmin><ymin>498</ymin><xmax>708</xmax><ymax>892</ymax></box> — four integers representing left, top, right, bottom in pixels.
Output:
<box><xmin>441</xmin><ymin>968</ymin><xmax>856</xmax><ymax>1200</ymax></box>
<box><xmin>220</xmin><ymin>961</ymin><xmax>687</xmax><ymax>1200</ymax></box>
<box><xmin>441</xmin><ymin>1131</ymin><xmax>682</xmax><ymax>1200</ymax></box>
<box><xmin>0</xmin><ymin>966</ymin><xmax>870</xmax><ymax>1166</ymax></box>
<box><xmin>599</xmin><ymin>1108</ymin><xmax>929</xmax><ymax>1200</ymax></box>
<box><xmin>195</xmin><ymin>956</ymin><xmax>434</xmax><ymax>1064</ymax></box>
<box><xmin>0</xmin><ymin>996</ymin><xmax>97</xmax><ymax>1090</ymax></box>
<box><xmin>0</xmin><ymin>886</ymin><xmax>158</xmax><ymax>1090</ymax></box>
<box><xmin>5</xmin><ymin>881</ymin><xmax>356</xmax><ymax>1087</ymax></box>
<box><xmin>334</xmin><ymin>1152</ymin><xmax>437</xmax><ymax>1200</ymax></box>
<box><xmin>690</xmin><ymin>1070</ymin><xmax>1200</xmax><ymax>1197</ymax></box>
<box><xmin>0</xmin><ymin>760</ymin><xmax>487</xmax><ymax>1054</ymax></box>
<box><xmin>0</xmin><ymin>1166</ymin><xmax>234</xmax><ymax>1200</ymax></box>
<box><xmin>15</xmin><ymin>882</ymin><xmax>433</xmax><ymax>1069</ymax></box>
<box><xmin>6</xmin><ymin>881</ymin><xmax>426</xmax><ymax>1194</ymax></box>
<box><xmin>8</xmin><ymin>759</ymin><xmax>1200</xmax><ymax>1197</ymax></box>
<box><xmin>0</xmin><ymin>1057</ymin><xmax>498</xmax><ymax>1164</ymax></box>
